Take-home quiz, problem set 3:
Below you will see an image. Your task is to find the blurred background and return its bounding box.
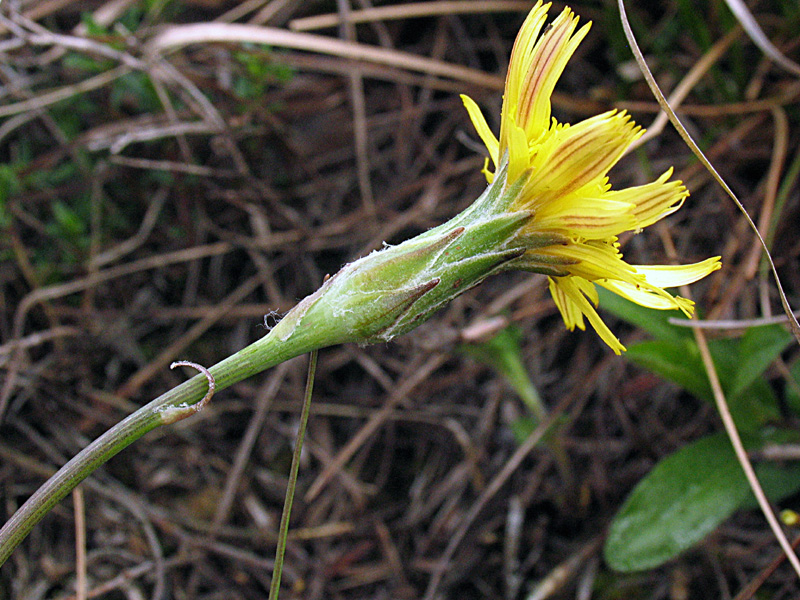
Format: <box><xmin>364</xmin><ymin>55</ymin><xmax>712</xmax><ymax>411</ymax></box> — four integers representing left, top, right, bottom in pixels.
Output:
<box><xmin>1</xmin><ymin>0</ymin><xmax>799</xmax><ymax>598</ymax></box>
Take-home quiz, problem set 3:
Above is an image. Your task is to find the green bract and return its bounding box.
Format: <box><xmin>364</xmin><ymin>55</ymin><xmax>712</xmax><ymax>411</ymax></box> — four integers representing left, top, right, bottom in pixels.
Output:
<box><xmin>269</xmin><ymin>162</ymin><xmax>532</xmax><ymax>348</ymax></box>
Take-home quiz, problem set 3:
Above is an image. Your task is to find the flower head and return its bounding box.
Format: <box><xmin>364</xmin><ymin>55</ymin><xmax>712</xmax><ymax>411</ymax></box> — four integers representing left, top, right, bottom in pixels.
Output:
<box><xmin>461</xmin><ymin>2</ymin><xmax>720</xmax><ymax>354</ymax></box>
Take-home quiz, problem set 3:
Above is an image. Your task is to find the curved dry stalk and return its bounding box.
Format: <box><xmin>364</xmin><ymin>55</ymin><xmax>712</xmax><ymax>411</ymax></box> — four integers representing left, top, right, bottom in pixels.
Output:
<box><xmin>627</xmin><ymin>26</ymin><xmax>741</xmax><ymax>152</ymax></box>
<box><xmin>147</xmin><ymin>23</ymin><xmax>504</xmax><ymax>90</ymax></box>
<box><xmin>289</xmin><ymin>0</ymin><xmax>534</xmax><ymax>32</ymax></box>
<box><xmin>163</xmin><ymin>361</ymin><xmax>217</xmax><ymax>424</ymax></box>
<box><xmin>618</xmin><ymin>0</ymin><xmax>800</xmax><ymax>580</ymax></box>
<box><xmin>723</xmin><ymin>0</ymin><xmax>800</xmax><ymax>77</ymax></box>
<box><xmin>617</xmin><ymin>2</ymin><xmax>800</xmax><ymax>344</ymax></box>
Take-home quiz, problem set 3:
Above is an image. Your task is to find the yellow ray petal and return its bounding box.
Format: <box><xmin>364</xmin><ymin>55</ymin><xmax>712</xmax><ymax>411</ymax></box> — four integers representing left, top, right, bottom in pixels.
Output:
<box><xmin>605</xmin><ymin>168</ymin><xmax>688</xmax><ymax>231</ymax></box>
<box><xmin>518</xmin><ymin>9</ymin><xmax>590</xmax><ymax>139</ymax></box>
<box><xmin>597</xmin><ymin>279</ymin><xmax>696</xmax><ymax>315</ymax></box>
<box><xmin>532</xmin><ymin>196</ymin><xmax>637</xmax><ymax>239</ymax></box>
<box><xmin>549</xmin><ymin>275</ymin><xmax>585</xmax><ymax>330</ymax></box>
<box><xmin>460</xmin><ymin>94</ymin><xmax>499</xmax><ymax>175</ymax></box>
<box><xmin>525</xmin><ymin>111</ymin><xmax>642</xmax><ymax>203</ymax></box>
<box><xmin>542</xmin><ymin>240</ymin><xmax>638</xmax><ymax>283</ymax></box>
<box><xmin>500</xmin><ymin>2</ymin><xmax>551</xmax><ymax>155</ymax></box>
<box><xmin>549</xmin><ymin>276</ymin><xmax>625</xmax><ymax>353</ymax></box>
<box><xmin>632</xmin><ymin>257</ymin><xmax>722</xmax><ymax>288</ymax></box>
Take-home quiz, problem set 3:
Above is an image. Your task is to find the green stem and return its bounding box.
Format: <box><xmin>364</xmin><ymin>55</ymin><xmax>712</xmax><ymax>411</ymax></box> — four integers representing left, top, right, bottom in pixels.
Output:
<box><xmin>0</xmin><ymin>318</ymin><xmax>320</xmax><ymax>567</ymax></box>
<box><xmin>268</xmin><ymin>350</ymin><xmax>317</xmax><ymax>600</ymax></box>
<box><xmin>0</xmin><ymin>174</ymin><xmax>529</xmax><ymax>567</ymax></box>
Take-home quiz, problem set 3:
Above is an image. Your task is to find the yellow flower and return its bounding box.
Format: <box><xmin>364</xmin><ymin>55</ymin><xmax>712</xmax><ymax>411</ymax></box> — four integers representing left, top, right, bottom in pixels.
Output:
<box><xmin>461</xmin><ymin>2</ymin><xmax>721</xmax><ymax>354</ymax></box>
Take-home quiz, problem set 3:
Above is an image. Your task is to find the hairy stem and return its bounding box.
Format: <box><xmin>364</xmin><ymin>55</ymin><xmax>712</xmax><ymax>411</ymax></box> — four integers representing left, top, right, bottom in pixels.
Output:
<box><xmin>0</xmin><ymin>175</ymin><xmax>527</xmax><ymax>567</ymax></box>
<box><xmin>0</xmin><ymin>320</ymin><xmax>318</xmax><ymax>567</ymax></box>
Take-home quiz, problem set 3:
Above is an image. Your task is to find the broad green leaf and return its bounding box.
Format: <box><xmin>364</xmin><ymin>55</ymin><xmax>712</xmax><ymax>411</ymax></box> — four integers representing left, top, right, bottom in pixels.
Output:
<box><xmin>728</xmin><ymin>378</ymin><xmax>780</xmax><ymax>433</ymax></box>
<box><xmin>605</xmin><ymin>433</ymin><xmax>750</xmax><ymax>572</ymax></box>
<box><xmin>625</xmin><ymin>339</ymin><xmax>712</xmax><ymax>401</ymax></box>
<box><xmin>625</xmin><ymin>335</ymin><xmax>781</xmax><ymax>431</ymax></box>
<box><xmin>605</xmin><ymin>431</ymin><xmax>800</xmax><ymax>572</ymax></box>
<box><xmin>601</xmin><ymin>287</ymin><xmax>788</xmax><ymax>426</ymax></box>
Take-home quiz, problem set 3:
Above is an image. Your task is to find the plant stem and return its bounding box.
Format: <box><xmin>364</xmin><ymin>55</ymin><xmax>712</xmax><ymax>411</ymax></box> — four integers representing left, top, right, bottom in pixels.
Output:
<box><xmin>0</xmin><ymin>178</ymin><xmax>529</xmax><ymax>566</ymax></box>
<box><xmin>0</xmin><ymin>321</ymin><xmax>319</xmax><ymax>567</ymax></box>
<box><xmin>268</xmin><ymin>350</ymin><xmax>318</xmax><ymax>600</ymax></box>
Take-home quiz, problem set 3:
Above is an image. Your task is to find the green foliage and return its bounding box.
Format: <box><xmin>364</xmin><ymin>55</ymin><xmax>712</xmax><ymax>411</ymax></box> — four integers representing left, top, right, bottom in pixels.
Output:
<box><xmin>605</xmin><ymin>431</ymin><xmax>800</xmax><ymax>572</ymax></box>
<box><xmin>47</xmin><ymin>201</ymin><xmax>88</xmax><ymax>244</ymax></box>
<box><xmin>787</xmin><ymin>358</ymin><xmax>800</xmax><ymax>416</ymax></box>
<box><xmin>118</xmin><ymin>3</ymin><xmax>146</xmax><ymax>31</ymax></box>
<box><xmin>623</xmin><ymin>327</ymin><xmax>789</xmax><ymax>432</ymax></box>
<box><xmin>24</xmin><ymin>158</ymin><xmax>81</xmax><ymax>190</ymax></box>
<box><xmin>0</xmin><ymin>166</ymin><xmax>20</xmax><ymax>228</ymax></box>
<box><xmin>110</xmin><ymin>72</ymin><xmax>162</xmax><ymax>113</ymax></box>
<box><xmin>232</xmin><ymin>49</ymin><xmax>295</xmax><ymax>101</ymax></box>
<box><xmin>63</xmin><ymin>52</ymin><xmax>115</xmax><ymax>74</ymax></box>
<box><xmin>599</xmin><ymin>288</ymin><xmax>798</xmax><ymax>571</ymax></box>
<box><xmin>461</xmin><ymin>324</ymin><xmax>545</xmax><ymax>423</ymax></box>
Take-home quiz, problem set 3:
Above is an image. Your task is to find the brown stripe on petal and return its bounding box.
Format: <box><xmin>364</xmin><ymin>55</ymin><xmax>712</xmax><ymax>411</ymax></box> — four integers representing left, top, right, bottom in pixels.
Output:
<box><xmin>561</xmin><ymin>215</ymin><xmax>630</xmax><ymax>228</ymax></box>
<box><xmin>633</xmin><ymin>187</ymin><xmax>684</xmax><ymax>218</ymax></box>
<box><xmin>634</xmin><ymin>186</ymin><xmax>673</xmax><ymax>211</ymax></box>
<box><xmin>541</xmin><ymin>125</ymin><xmax>640</xmax><ymax>201</ymax></box>
<box><xmin>534</xmin><ymin>125</ymin><xmax>597</xmax><ymax>180</ymax></box>
<box><xmin>531</xmin><ymin>137</ymin><xmax>611</xmax><ymax>200</ymax></box>
<box><xmin>557</xmin><ymin>146</ymin><xmax>620</xmax><ymax>197</ymax></box>
<box><xmin>518</xmin><ymin>18</ymin><xmax>570</xmax><ymax>126</ymax></box>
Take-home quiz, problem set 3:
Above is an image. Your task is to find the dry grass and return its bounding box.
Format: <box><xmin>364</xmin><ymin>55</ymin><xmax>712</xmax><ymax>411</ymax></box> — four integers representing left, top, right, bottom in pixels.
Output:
<box><xmin>1</xmin><ymin>1</ymin><xmax>799</xmax><ymax>598</ymax></box>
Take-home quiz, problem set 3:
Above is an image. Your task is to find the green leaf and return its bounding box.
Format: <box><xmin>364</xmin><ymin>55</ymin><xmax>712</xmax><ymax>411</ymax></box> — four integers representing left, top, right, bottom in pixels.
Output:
<box><xmin>625</xmin><ymin>339</ymin><xmax>712</xmax><ymax>401</ymax></box>
<box><xmin>728</xmin><ymin>325</ymin><xmax>793</xmax><ymax>400</ymax></box>
<box><xmin>605</xmin><ymin>431</ymin><xmax>800</xmax><ymax>572</ymax></box>
<box><xmin>604</xmin><ymin>433</ymin><xmax>750</xmax><ymax>572</ymax></box>
<box><xmin>111</xmin><ymin>72</ymin><xmax>161</xmax><ymax>113</ymax></box>
<box><xmin>598</xmin><ymin>291</ymin><xmax>790</xmax><ymax>423</ymax></box>
<box><xmin>461</xmin><ymin>325</ymin><xmax>545</xmax><ymax>422</ymax></box>
<box><xmin>727</xmin><ymin>378</ymin><xmax>780</xmax><ymax>433</ymax></box>
<box><xmin>510</xmin><ymin>416</ymin><xmax>537</xmax><ymax>444</ymax></box>
<box><xmin>51</xmin><ymin>201</ymin><xmax>86</xmax><ymax>239</ymax></box>
<box><xmin>786</xmin><ymin>357</ymin><xmax>800</xmax><ymax>416</ymax></box>
<box><xmin>624</xmin><ymin>328</ymin><xmax>785</xmax><ymax>432</ymax></box>
<box><xmin>80</xmin><ymin>13</ymin><xmax>109</xmax><ymax>36</ymax></box>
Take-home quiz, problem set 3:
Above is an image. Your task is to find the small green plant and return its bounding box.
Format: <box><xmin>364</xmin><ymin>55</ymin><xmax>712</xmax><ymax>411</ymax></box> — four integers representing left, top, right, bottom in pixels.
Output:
<box><xmin>461</xmin><ymin>323</ymin><xmax>548</xmax><ymax>429</ymax></box>
<box><xmin>233</xmin><ymin>48</ymin><xmax>295</xmax><ymax>100</ymax></box>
